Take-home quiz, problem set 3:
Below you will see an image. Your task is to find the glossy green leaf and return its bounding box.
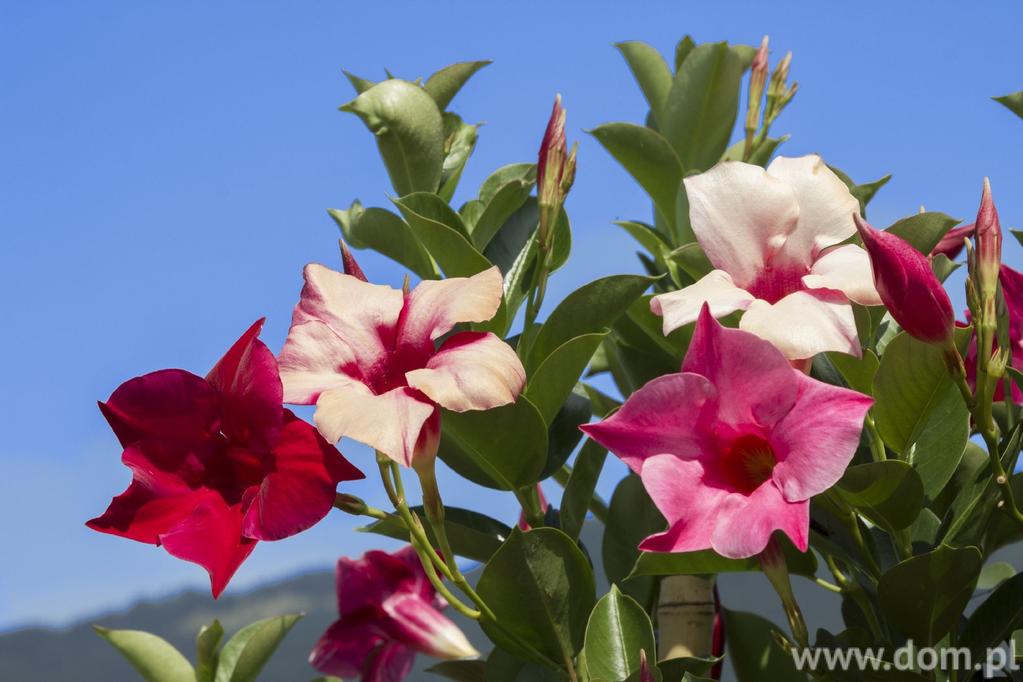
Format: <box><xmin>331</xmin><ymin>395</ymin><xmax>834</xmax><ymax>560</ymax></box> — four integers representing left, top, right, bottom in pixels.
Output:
<box><xmin>630</xmin><ymin>534</ymin><xmax>817</xmax><ymax>578</ymax></box>
<box><xmin>667</xmin><ymin>243</ymin><xmax>713</xmax><ymax>281</ymax></box>
<box><xmin>394</xmin><ymin>190</ymin><xmax>471</xmax><ymax>242</ymax></box>
<box><xmin>214</xmin><ymin>614</ymin><xmax>302</xmax><ymax>682</ymax></box>
<box><xmin>439</xmin><ymin>395</ymin><xmax>548</xmax><ymax>490</ymax></box>
<box><xmin>196</xmin><ymin>620</ymin><xmax>224</xmax><ymax>682</ymax></box>
<box><xmin>724</xmin><ymin>610</ymin><xmax>806</xmax><ymax>682</ymax></box>
<box><xmin>360</xmin><ymin>506</ymin><xmax>511</xmax><ymax>563</ymax></box>
<box><xmin>836</xmin><ymin>461</ymin><xmax>924</xmax><ymax>530</ymax></box>
<box><xmin>962</xmin><ymin>571</ymin><xmax>1023</xmax><ymax>663</ymax></box>
<box><xmin>884</xmin><ymin>212</ymin><xmax>960</xmax><ymax>255</ymax></box>
<box><xmin>878</xmin><ymin>545</ymin><xmax>982</xmax><ymax>645</ymax></box>
<box><xmin>528</xmin><ymin>275</ymin><xmax>657</xmax><ymax>371</ymax></box>
<box><xmin>660</xmin><ymin>42</ymin><xmax>745</xmax><ymax>172</ymax></box>
<box><xmin>329</xmin><ymin>202</ymin><xmax>437</xmax><ymax>279</ymax></box>
<box><xmin>657</xmin><ymin>656</ymin><xmax>721</xmax><ymax>680</ymax></box>
<box><xmin>604</xmin><ymin>474</ymin><xmax>665</xmax><ymax>606</ymax></box>
<box><xmin>93</xmin><ymin>626</ymin><xmax>194</xmax><ymax>682</ymax></box>
<box><xmin>994</xmin><ymin>91</ymin><xmax>1023</xmax><ymax>120</ymax></box>
<box><xmin>341</xmin><ymin>80</ymin><xmax>444</xmax><ymax>195</ymax></box>
<box><xmin>829</xmin><ymin>165</ymin><xmax>891</xmax><ymax>216</ymax></box>
<box><xmin>526</xmin><ymin>332</ymin><xmax>607</xmax><ymax>424</ymax></box>
<box><xmin>590</xmin><ymin>123</ymin><xmax>683</xmax><ymax>229</ymax></box>
<box><xmin>480</xmin><ymin>163</ymin><xmax>536</xmax><ymax>203</ymax></box>
<box><xmin>484</xmin><ymin>648</ymin><xmax>567</xmax><ymax>682</ymax></box>
<box><xmin>438</xmin><ymin>113</ymin><xmax>479</xmax><ymax>202</ymax></box>
<box><xmin>471</xmin><ymin>179</ymin><xmax>533</xmax><ymax>250</ymax></box>
<box><xmin>427</xmin><ymin>660</ymin><xmax>488</xmax><ymax>681</ymax></box>
<box><xmin>583</xmin><ymin>585</ymin><xmax>656</xmax><ymax>681</ymax></box>
<box><xmin>424</xmin><ymin>60</ymin><xmax>491</xmax><ymax>110</ymax></box>
<box><xmin>477</xmin><ymin>528</ymin><xmax>596</xmax><ymax>669</ymax></box>
<box><xmin>930</xmin><ymin>253</ymin><xmax>960</xmax><ymax>282</ymax></box>
<box><xmin>977</xmin><ymin>561</ymin><xmax>1016</xmax><ymax>591</ymax></box>
<box><xmin>674</xmin><ymin>35</ymin><xmax>696</xmax><ymax>72</ymax></box>
<box><xmin>560</xmin><ymin>439</ymin><xmax>608</xmax><ymax>542</ymax></box>
<box><xmin>615</xmin><ymin>41</ymin><xmax>673</xmax><ymax>124</ymax></box>
<box><xmin>826</xmin><ymin>349</ymin><xmax>879</xmax><ymax>394</ymax></box>
<box><xmin>541</xmin><ymin>389</ymin><xmax>591</xmax><ymax>480</ymax></box>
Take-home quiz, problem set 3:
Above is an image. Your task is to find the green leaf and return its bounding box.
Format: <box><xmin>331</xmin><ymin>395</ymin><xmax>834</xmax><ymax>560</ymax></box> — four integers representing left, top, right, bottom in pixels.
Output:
<box><xmin>826</xmin><ymin>349</ymin><xmax>879</xmax><ymax>394</ymax></box>
<box><xmin>196</xmin><ymin>620</ymin><xmax>224</xmax><ymax>682</ymax></box>
<box><xmin>977</xmin><ymin>561</ymin><xmax>1016</xmax><ymax>591</ymax></box>
<box><xmin>329</xmin><ymin>202</ymin><xmax>437</xmax><ymax>279</ymax></box>
<box><xmin>660</xmin><ymin>42</ymin><xmax>745</xmax><ymax>173</ymax></box>
<box><xmin>485</xmin><ymin>648</ymin><xmax>567</xmax><ymax>682</ymax></box>
<box><xmin>590</xmin><ymin>123</ymin><xmax>683</xmax><ymax>229</ymax></box>
<box><xmin>657</xmin><ymin>656</ymin><xmax>721</xmax><ymax>680</ymax></box>
<box><xmin>526</xmin><ymin>332</ymin><xmax>608</xmax><ymax>424</ymax></box>
<box><xmin>723</xmin><ymin>135</ymin><xmax>788</xmax><ymax>167</ymax></box>
<box><xmin>583</xmin><ymin>585</ymin><xmax>657</xmax><ymax>681</ymax></box>
<box><xmin>560</xmin><ymin>439</ymin><xmax>608</xmax><ymax>541</ymax></box>
<box><xmin>667</xmin><ymin>242</ymin><xmax>713</xmax><ymax>281</ymax></box>
<box><xmin>528</xmin><ymin>275</ymin><xmax>657</xmax><ymax>371</ymax></box>
<box><xmin>439</xmin><ymin>113</ymin><xmax>479</xmax><ymax>203</ymax></box>
<box><xmin>884</xmin><ymin>212</ymin><xmax>960</xmax><ymax>255</ymax></box>
<box><xmin>428</xmin><ymin>660</ymin><xmax>488</xmax><ymax>681</ymax></box>
<box><xmin>424</xmin><ymin>61</ymin><xmax>491</xmax><ymax>110</ymax></box>
<box><xmin>836</xmin><ymin>461</ymin><xmax>924</xmax><ymax>530</ymax></box>
<box><xmin>472</xmin><ymin>179</ymin><xmax>534</xmax><ymax>250</ymax></box>
<box><xmin>829</xmin><ymin>165</ymin><xmax>892</xmax><ymax>216</ymax></box>
<box><xmin>481</xmin><ymin>163</ymin><xmax>537</xmax><ymax>202</ymax></box>
<box><xmin>615</xmin><ymin>41</ymin><xmax>673</xmax><ymax>125</ymax></box>
<box><xmin>341</xmin><ymin>80</ymin><xmax>444</xmax><ymax>196</ymax></box>
<box><xmin>541</xmin><ymin>389</ymin><xmax>592</xmax><ymax>480</ymax></box>
<box><xmin>872</xmin><ymin>332</ymin><xmax>970</xmax><ymax>498</ymax></box>
<box><xmin>878</xmin><ymin>545</ymin><xmax>982</xmax><ymax>645</ymax></box>
<box><xmin>604</xmin><ymin>474</ymin><xmax>665</xmax><ymax>605</ymax></box>
<box><xmin>629</xmin><ymin>534</ymin><xmax>817</xmax><ymax>578</ymax></box>
<box><xmin>674</xmin><ymin>35</ymin><xmax>696</xmax><ymax>72</ymax></box>
<box><xmin>994</xmin><ymin>91</ymin><xmax>1023</xmax><ymax>120</ymax></box>
<box><xmin>477</xmin><ymin>528</ymin><xmax>596</xmax><ymax>669</ymax></box>
<box><xmin>214</xmin><ymin>614</ymin><xmax>302</xmax><ymax>682</ymax></box>
<box><xmin>962</xmin><ymin>571</ymin><xmax>1023</xmax><ymax>663</ymax></box>
<box><xmin>439</xmin><ymin>395</ymin><xmax>548</xmax><ymax>490</ymax></box>
<box><xmin>724</xmin><ymin>610</ymin><xmax>807</xmax><ymax>682</ymax></box>
<box><xmin>930</xmin><ymin>253</ymin><xmax>960</xmax><ymax>282</ymax></box>
<box><xmin>93</xmin><ymin>626</ymin><xmax>195</xmax><ymax>682</ymax></box>
<box><xmin>360</xmin><ymin>506</ymin><xmax>511</xmax><ymax>563</ymax></box>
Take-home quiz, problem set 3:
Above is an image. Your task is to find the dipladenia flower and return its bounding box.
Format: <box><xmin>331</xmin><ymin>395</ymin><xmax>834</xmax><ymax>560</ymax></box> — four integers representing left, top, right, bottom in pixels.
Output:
<box><xmin>310</xmin><ymin>546</ymin><xmax>478</xmax><ymax>681</ymax></box>
<box><xmin>967</xmin><ymin>265</ymin><xmax>1023</xmax><ymax>402</ymax></box>
<box><xmin>582</xmin><ymin>306</ymin><xmax>872</xmax><ymax>558</ymax></box>
<box><xmin>854</xmin><ymin>214</ymin><xmax>956</xmax><ymax>346</ymax></box>
<box><xmin>537</xmin><ymin>95</ymin><xmax>577</xmax><ymax>246</ymax></box>
<box><xmin>278</xmin><ymin>254</ymin><xmax>525</xmax><ymax>469</ymax></box>
<box><xmin>975</xmin><ymin>178</ymin><xmax>1002</xmax><ymax>304</ymax></box>
<box><xmin>652</xmin><ymin>155</ymin><xmax>881</xmax><ymax>360</ymax></box>
<box><xmin>87</xmin><ymin>320</ymin><xmax>364</xmax><ymax>597</ymax></box>
<box><xmin>930</xmin><ymin>223</ymin><xmax>974</xmax><ymax>260</ymax></box>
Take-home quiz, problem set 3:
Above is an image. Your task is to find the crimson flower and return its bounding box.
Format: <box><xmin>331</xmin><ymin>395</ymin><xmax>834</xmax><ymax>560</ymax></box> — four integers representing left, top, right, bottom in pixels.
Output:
<box><xmin>87</xmin><ymin>320</ymin><xmax>364</xmax><ymax>597</ymax></box>
<box><xmin>310</xmin><ymin>546</ymin><xmax>478</xmax><ymax>681</ymax></box>
<box><xmin>582</xmin><ymin>305</ymin><xmax>872</xmax><ymax>558</ymax></box>
<box><xmin>278</xmin><ymin>257</ymin><xmax>525</xmax><ymax>469</ymax></box>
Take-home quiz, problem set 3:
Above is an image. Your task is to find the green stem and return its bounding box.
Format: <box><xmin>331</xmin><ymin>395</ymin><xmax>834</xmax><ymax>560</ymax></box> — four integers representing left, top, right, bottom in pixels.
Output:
<box><xmin>864</xmin><ymin>414</ymin><xmax>887</xmax><ymax>462</ymax></box>
<box><xmin>759</xmin><ymin>537</ymin><xmax>809</xmax><ymax>648</ymax></box>
<box><xmin>824</xmin><ymin>554</ymin><xmax>885</xmax><ymax>642</ymax></box>
<box><xmin>333</xmin><ymin>493</ymin><xmax>391</xmax><ymax>520</ymax></box>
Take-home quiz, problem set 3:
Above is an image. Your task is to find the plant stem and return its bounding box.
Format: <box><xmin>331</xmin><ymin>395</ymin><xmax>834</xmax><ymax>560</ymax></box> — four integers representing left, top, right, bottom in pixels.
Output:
<box><xmin>759</xmin><ymin>537</ymin><xmax>809</xmax><ymax>649</ymax></box>
<box><xmin>823</xmin><ymin>554</ymin><xmax>885</xmax><ymax>643</ymax></box>
<box><xmin>332</xmin><ymin>493</ymin><xmax>391</xmax><ymax>520</ymax></box>
<box><xmin>864</xmin><ymin>414</ymin><xmax>887</xmax><ymax>462</ymax></box>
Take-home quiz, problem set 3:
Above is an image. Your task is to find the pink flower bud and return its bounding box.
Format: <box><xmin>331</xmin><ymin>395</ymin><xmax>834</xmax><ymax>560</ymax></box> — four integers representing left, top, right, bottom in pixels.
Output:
<box><xmin>536</xmin><ymin>95</ymin><xmax>575</xmax><ymax>244</ymax></box>
<box><xmin>975</xmin><ymin>177</ymin><xmax>1002</xmax><ymax>301</ymax></box>
<box><xmin>638</xmin><ymin>650</ymin><xmax>653</xmax><ymax>682</ymax></box>
<box><xmin>930</xmin><ymin>223</ymin><xmax>974</xmax><ymax>260</ymax></box>
<box><xmin>854</xmin><ymin>214</ymin><xmax>955</xmax><ymax>345</ymax></box>
<box><xmin>339</xmin><ymin>239</ymin><xmax>368</xmax><ymax>281</ymax></box>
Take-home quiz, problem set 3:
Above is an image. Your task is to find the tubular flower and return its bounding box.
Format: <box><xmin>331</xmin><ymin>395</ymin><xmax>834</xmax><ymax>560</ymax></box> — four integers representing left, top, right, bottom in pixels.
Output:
<box><xmin>581</xmin><ymin>305</ymin><xmax>872</xmax><ymax>558</ymax></box>
<box><xmin>854</xmin><ymin>214</ymin><xmax>956</xmax><ymax>346</ymax></box>
<box><xmin>87</xmin><ymin>320</ymin><xmax>364</xmax><ymax>597</ymax></box>
<box><xmin>652</xmin><ymin>155</ymin><xmax>881</xmax><ymax>361</ymax></box>
<box><xmin>278</xmin><ymin>260</ymin><xmax>525</xmax><ymax>469</ymax></box>
<box><xmin>310</xmin><ymin>546</ymin><xmax>479</xmax><ymax>681</ymax></box>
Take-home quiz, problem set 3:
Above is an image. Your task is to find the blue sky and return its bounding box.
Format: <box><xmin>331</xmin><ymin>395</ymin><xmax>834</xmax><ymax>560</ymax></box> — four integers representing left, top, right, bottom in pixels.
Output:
<box><xmin>2</xmin><ymin>1</ymin><xmax>1022</xmax><ymax>630</ymax></box>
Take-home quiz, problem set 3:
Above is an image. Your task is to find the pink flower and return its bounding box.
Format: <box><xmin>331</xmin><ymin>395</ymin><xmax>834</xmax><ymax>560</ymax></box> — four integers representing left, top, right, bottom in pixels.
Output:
<box><xmin>930</xmin><ymin>223</ymin><xmax>974</xmax><ymax>260</ymax></box>
<box><xmin>975</xmin><ymin>178</ymin><xmax>1002</xmax><ymax>302</ymax></box>
<box><xmin>581</xmin><ymin>306</ymin><xmax>872</xmax><ymax>558</ymax></box>
<box><xmin>278</xmin><ymin>260</ymin><xmax>525</xmax><ymax>469</ymax></box>
<box><xmin>87</xmin><ymin>320</ymin><xmax>364</xmax><ymax>597</ymax></box>
<box><xmin>855</xmin><ymin>214</ymin><xmax>955</xmax><ymax>345</ymax></box>
<box><xmin>310</xmin><ymin>546</ymin><xmax>478</xmax><ymax>681</ymax></box>
<box><xmin>966</xmin><ymin>265</ymin><xmax>1023</xmax><ymax>402</ymax></box>
<box><xmin>652</xmin><ymin>155</ymin><xmax>881</xmax><ymax>361</ymax></box>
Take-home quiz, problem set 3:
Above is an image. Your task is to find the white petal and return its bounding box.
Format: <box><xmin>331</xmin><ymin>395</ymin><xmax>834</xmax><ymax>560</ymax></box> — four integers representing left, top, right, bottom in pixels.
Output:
<box><xmin>803</xmin><ymin>244</ymin><xmax>883</xmax><ymax>306</ymax></box>
<box><xmin>278</xmin><ymin>320</ymin><xmax>358</xmax><ymax>404</ymax></box>
<box><xmin>651</xmin><ymin>270</ymin><xmax>756</xmax><ymax>335</ymax></box>
<box><xmin>405</xmin><ymin>332</ymin><xmax>525</xmax><ymax>412</ymax></box>
<box><xmin>739</xmin><ymin>289</ymin><xmax>860</xmax><ymax>360</ymax></box>
<box><xmin>398</xmin><ymin>266</ymin><xmax>504</xmax><ymax>344</ymax></box>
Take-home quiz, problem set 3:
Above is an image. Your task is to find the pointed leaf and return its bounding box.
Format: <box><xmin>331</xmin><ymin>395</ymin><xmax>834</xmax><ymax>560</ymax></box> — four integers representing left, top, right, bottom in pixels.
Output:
<box><xmin>329</xmin><ymin>203</ymin><xmax>437</xmax><ymax>279</ymax></box>
<box><xmin>994</xmin><ymin>91</ymin><xmax>1023</xmax><ymax>121</ymax></box>
<box><xmin>196</xmin><ymin>619</ymin><xmax>224</xmax><ymax>682</ymax></box>
<box><xmin>615</xmin><ymin>41</ymin><xmax>673</xmax><ymax>125</ymax></box>
<box><xmin>884</xmin><ymin>212</ymin><xmax>961</xmax><ymax>255</ymax></box>
<box><xmin>425</xmin><ymin>61</ymin><xmax>491</xmax><ymax>110</ymax></box>
<box><xmin>93</xmin><ymin>626</ymin><xmax>194</xmax><ymax>682</ymax></box>
<box><xmin>724</xmin><ymin>610</ymin><xmax>807</xmax><ymax>682</ymax></box>
<box><xmin>583</xmin><ymin>585</ymin><xmax>657</xmax><ymax>681</ymax></box>
<box><xmin>439</xmin><ymin>113</ymin><xmax>479</xmax><ymax>202</ymax></box>
<box><xmin>836</xmin><ymin>461</ymin><xmax>924</xmax><ymax>531</ymax></box>
<box><xmin>214</xmin><ymin>614</ymin><xmax>302</xmax><ymax>682</ymax></box>
<box><xmin>561</xmin><ymin>439</ymin><xmax>609</xmax><ymax>542</ymax></box>
<box><xmin>360</xmin><ymin>506</ymin><xmax>511</xmax><ymax>563</ymax></box>
<box><xmin>526</xmin><ymin>332</ymin><xmax>608</xmax><ymax>424</ymax></box>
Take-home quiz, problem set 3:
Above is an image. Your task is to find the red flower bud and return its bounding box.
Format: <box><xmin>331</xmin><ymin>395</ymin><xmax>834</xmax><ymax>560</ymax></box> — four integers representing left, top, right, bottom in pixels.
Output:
<box><xmin>930</xmin><ymin>223</ymin><xmax>974</xmax><ymax>260</ymax></box>
<box><xmin>975</xmin><ymin>177</ymin><xmax>1002</xmax><ymax>301</ymax></box>
<box><xmin>854</xmin><ymin>214</ymin><xmax>955</xmax><ymax>345</ymax></box>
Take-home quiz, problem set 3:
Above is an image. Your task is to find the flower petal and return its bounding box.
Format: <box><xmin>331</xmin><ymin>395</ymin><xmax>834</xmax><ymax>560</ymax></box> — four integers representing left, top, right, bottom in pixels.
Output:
<box><xmin>739</xmin><ymin>289</ymin><xmax>860</xmax><ymax>360</ymax></box>
<box><xmin>159</xmin><ymin>495</ymin><xmax>257</xmax><ymax>598</ymax></box>
<box><xmin>683</xmin><ymin>306</ymin><xmax>799</xmax><ymax>428</ymax></box>
<box><xmin>278</xmin><ymin>319</ymin><xmax>362</xmax><ymax>404</ymax></box>
<box><xmin>405</xmin><ymin>332</ymin><xmax>525</xmax><ymax>412</ymax></box>
<box><xmin>242</xmin><ymin>410</ymin><xmax>364</xmax><ymax>541</ymax></box>
<box><xmin>637</xmin><ymin>456</ymin><xmax>731</xmax><ymax>554</ymax></box>
<box><xmin>771</xmin><ymin>374</ymin><xmax>873</xmax><ymax>501</ymax></box>
<box><xmin>766</xmin><ymin>155</ymin><xmax>860</xmax><ymax>259</ymax></box>
<box><xmin>314</xmin><ymin>380</ymin><xmax>437</xmax><ymax>467</ymax></box>
<box><xmin>382</xmin><ymin>593</ymin><xmax>479</xmax><ymax>659</ymax></box>
<box><xmin>580</xmin><ymin>373</ymin><xmax>715</xmax><ymax>474</ymax></box>
<box><xmin>309</xmin><ymin>610</ymin><xmax>386</xmax><ymax>679</ymax></box>
<box><xmin>206</xmin><ymin>319</ymin><xmax>283</xmax><ymax>452</ymax></box>
<box><xmin>337</xmin><ymin>548</ymin><xmax>422</xmax><ymax>616</ymax></box>
<box><xmin>684</xmin><ymin>161</ymin><xmax>800</xmax><ymax>289</ymax></box>
<box><xmin>802</xmin><ymin>244</ymin><xmax>882</xmax><ymax>306</ymax></box>
<box><xmin>650</xmin><ymin>270</ymin><xmax>756</xmax><ymax>335</ymax></box>
<box><xmin>397</xmin><ymin>266</ymin><xmax>504</xmax><ymax>348</ymax></box>
<box><xmin>99</xmin><ymin>369</ymin><xmax>220</xmax><ymax>447</ymax></box>
<box><xmin>710</xmin><ymin>482</ymin><xmax>809</xmax><ymax>558</ymax></box>
<box><xmin>364</xmin><ymin>641</ymin><xmax>417</xmax><ymax>682</ymax></box>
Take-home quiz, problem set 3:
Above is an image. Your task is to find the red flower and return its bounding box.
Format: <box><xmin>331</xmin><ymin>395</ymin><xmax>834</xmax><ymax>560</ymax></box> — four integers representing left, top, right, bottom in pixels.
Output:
<box><xmin>86</xmin><ymin>320</ymin><xmax>363</xmax><ymax>597</ymax></box>
<box><xmin>310</xmin><ymin>547</ymin><xmax>478</xmax><ymax>681</ymax></box>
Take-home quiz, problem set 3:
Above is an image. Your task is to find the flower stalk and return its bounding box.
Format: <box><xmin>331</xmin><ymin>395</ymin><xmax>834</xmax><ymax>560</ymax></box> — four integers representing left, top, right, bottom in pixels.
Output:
<box><xmin>759</xmin><ymin>536</ymin><xmax>809</xmax><ymax>649</ymax></box>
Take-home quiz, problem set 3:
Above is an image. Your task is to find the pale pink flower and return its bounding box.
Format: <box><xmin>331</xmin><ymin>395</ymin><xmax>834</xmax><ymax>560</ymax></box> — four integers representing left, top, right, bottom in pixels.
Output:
<box><xmin>652</xmin><ymin>155</ymin><xmax>881</xmax><ymax>360</ymax></box>
<box><xmin>582</xmin><ymin>306</ymin><xmax>872</xmax><ymax>558</ymax></box>
<box><xmin>278</xmin><ymin>260</ymin><xmax>525</xmax><ymax>468</ymax></box>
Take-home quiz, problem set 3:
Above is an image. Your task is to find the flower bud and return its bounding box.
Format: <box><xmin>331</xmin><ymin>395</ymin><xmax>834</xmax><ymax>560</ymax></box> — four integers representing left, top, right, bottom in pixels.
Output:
<box><xmin>854</xmin><ymin>213</ymin><xmax>956</xmax><ymax>345</ymax></box>
<box><xmin>975</xmin><ymin>177</ymin><xmax>1002</xmax><ymax>303</ymax></box>
<box><xmin>930</xmin><ymin>223</ymin><xmax>974</xmax><ymax>260</ymax></box>
<box><xmin>339</xmin><ymin>239</ymin><xmax>368</xmax><ymax>281</ymax></box>
<box><xmin>537</xmin><ymin>95</ymin><xmax>575</xmax><ymax>245</ymax></box>
<box><xmin>383</xmin><ymin>593</ymin><xmax>480</xmax><ymax>660</ymax></box>
<box><xmin>745</xmin><ymin>36</ymin><xmax>770</xmax><ymax>147</ymax></box>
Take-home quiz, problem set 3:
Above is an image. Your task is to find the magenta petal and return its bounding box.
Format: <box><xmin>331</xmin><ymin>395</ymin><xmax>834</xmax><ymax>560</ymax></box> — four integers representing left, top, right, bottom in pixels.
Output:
<box><xmin>381</xmin><ymin>593</ymin><xmax>478</xmax><ymax>659</ymax></box>
<box><xmin>637</xmin><ymin>455</ymin><xmax>731</xmax><ymax>554</ymax></box>
<box><xmin>309</xmin><ymin>610</ymin><xmax>386</xmax><ymax>679</ymax></box>
<box><xmin>159</xmin><ymin>495</ymin><xmax>257</xmax><ymax>598</ymax></box>
<box><xmin>337</xmin><ymin>548</ymin><xmax>419</xmax><ymax>615</ymax></box>
<box><xmin>206</xmin><ymin>319</ymin><xmax>283</xmax><ymax>452</ymax></box>
<box><xmin>242</xmin><ymin>410</ymin><xmax>364</xmax><ymax>541</ymax></box>
<box><xmin>710</xmin><ymin>482</ymin><xmax>810</xmax><ymax>559</ymax></box>
<box><xmin>580</xmin><ymin>373</ymin><xmax>716</xmax><ymax>474</ymax></box>
<box><xmin>771</xmin><ymin>374</ymin><xmax>872</xmax><ymax>501</ymax></box>
<box><xmin>364</xmin><ymin>642</ymin><xmax>417</xmax><ymax>682</ymax></box>
<box><xmin>683</xmin><ymin>305</ymin><xmax>799</xmax><ymax>427</ymax></box>
<box><xmin>100</xmin><ymin>369</ymin><xmax>221</xmax><ymax>447</ymax></box>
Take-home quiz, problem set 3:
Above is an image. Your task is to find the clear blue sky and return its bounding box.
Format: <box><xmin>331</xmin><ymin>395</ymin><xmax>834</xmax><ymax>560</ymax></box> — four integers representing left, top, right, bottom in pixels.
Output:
<box><xmin>3</xmin><ymin>1</ymin><xmax>1022</xmax><ymax>630</ymax></box>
